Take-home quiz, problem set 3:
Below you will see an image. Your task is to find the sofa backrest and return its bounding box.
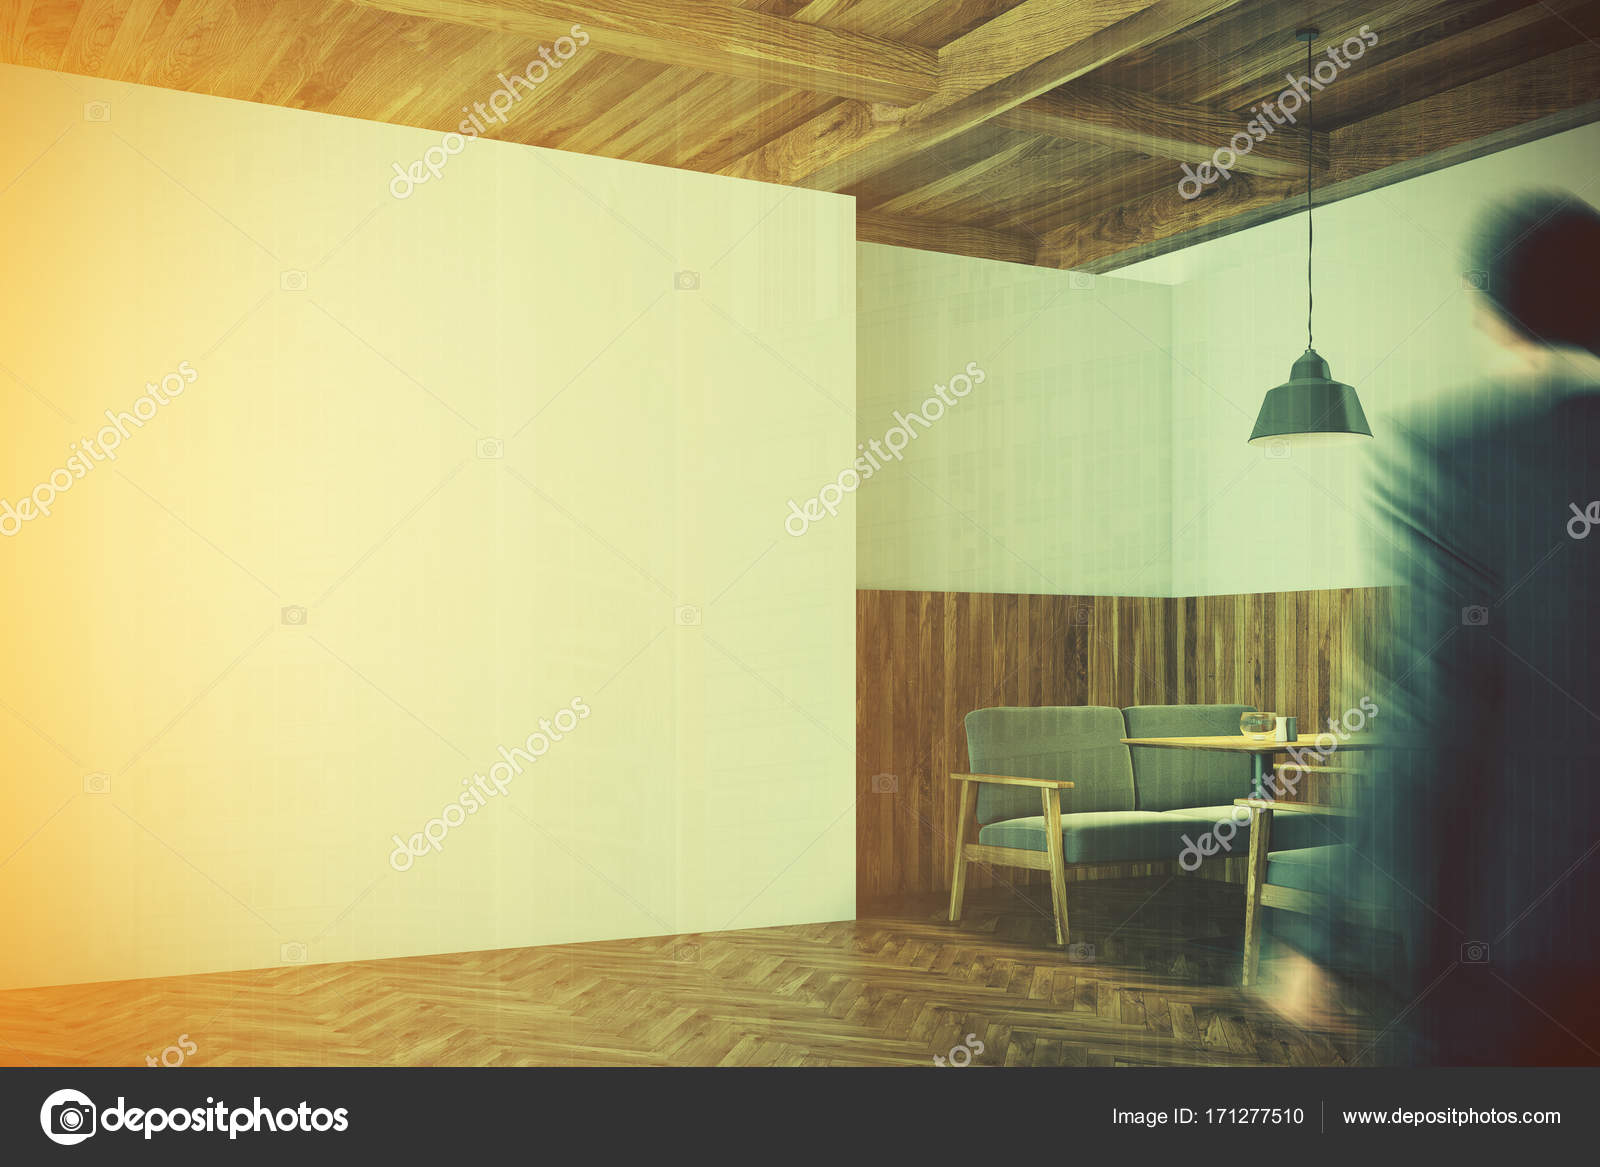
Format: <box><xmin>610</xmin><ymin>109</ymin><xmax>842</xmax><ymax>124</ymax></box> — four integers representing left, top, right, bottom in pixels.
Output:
<box><xmin>1121</xmin><ymin>704</ymin><xmax>1256</xmax><ymax>811</ymax></box>
<box><xmin>964</xmin><ymin>706</ymin><xmax>1135</xmax><ymax>825</ymax></box>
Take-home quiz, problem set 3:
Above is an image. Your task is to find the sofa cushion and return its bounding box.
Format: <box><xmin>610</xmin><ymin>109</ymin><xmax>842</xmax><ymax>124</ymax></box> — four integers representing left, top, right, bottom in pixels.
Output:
<box><xmin>1159</xmin><ymin>805</ymin><xmax>1340</xmax><ymax>852</ymax></box>
<box><xmin>1265</xmin><ymin>845</ymin><xmax>1343</xmax><ymax>893</ymax></box>
<box><xmin>1121</xmin><ymin>704</ymin><xmax>1255</xmax><ymax>811</ymax></box>
<box><xmin>1265</xmin><ymin>844</ymin><xmax>1380</xmax><ymax>903</ymax></box>
<box><xmin>977</xmin><ymin>810</ymin><xmax>1199</xmax><ymax>863</ymax></box>
<box><xmin>965</xmin><ymin>707</ymin><xmax>1135</xmax><ymax>826</ymax></box>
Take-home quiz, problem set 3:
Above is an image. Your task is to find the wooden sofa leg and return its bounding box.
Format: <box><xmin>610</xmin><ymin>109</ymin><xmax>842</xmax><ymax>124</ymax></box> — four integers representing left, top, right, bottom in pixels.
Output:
<box><xmin>1042</xmin><ymin>787</ymin><xmax>1069</xmax><ymax>946</ymax></box>
<box><xmin>1242</xmin><ymin>805</ymin><xmax>1273</xmax><ymax>986</ymax></box>
<box><xmin>949</xmin><ymin>780</ymin><xmax>974</xmax><ymax>922</ymax></box>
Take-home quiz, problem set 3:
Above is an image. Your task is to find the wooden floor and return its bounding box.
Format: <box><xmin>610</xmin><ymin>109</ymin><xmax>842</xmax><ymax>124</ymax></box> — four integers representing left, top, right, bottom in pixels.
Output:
<box><xmin>0</xmin><ymin>879</ymin><xmax>1369</xmax><ymax>1067</ymax></box>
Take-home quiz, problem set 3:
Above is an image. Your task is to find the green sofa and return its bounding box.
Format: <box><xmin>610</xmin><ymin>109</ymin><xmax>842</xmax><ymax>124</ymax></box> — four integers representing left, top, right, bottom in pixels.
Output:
<box><xmin>947</xmin><ymin>704</ymin><xmax>1336</xmax><ymax>945</ymax></box>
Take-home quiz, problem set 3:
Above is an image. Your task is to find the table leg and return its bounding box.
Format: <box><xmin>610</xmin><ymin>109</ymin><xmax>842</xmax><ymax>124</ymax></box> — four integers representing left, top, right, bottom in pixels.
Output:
<box><xmin>1242</xmin><ymin>805</ymin><xmax>1273</xmax><ymax>986</ymax></box>
<box><xmin>1250</xmin><ymin>753</ymin><xmax>1268</xmax><ymax>800</ymax></box>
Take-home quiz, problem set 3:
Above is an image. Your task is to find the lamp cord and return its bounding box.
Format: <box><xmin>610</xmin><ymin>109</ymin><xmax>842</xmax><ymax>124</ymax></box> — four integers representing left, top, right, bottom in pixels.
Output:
<box><xmin>1306</xmin><ymin>35</ymin><xmax>1314</xmax><ymax>352</ymax></box>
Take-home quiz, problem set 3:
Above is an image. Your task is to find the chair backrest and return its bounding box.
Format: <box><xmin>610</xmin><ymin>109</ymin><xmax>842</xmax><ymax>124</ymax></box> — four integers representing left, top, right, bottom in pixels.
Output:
<box><xmin>1121</xmin><ymin>703</ymin><xmax>1256</xmax><ymax>811</ymax></box>
<box><xmin>964</xmin><ymin>706</ymin><xmax>1135</xmax><ymax>825</ymax></box>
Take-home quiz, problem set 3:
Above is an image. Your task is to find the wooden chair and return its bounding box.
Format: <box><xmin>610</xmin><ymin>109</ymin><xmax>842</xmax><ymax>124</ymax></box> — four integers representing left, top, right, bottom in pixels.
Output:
<box><xmin>1237</xmin><ymin>794</ymin><xmax>1389</xmax><ymax>986</ymax></box>
<box><xmin>948</xmin><ymin>772</ymin><xmax>1075</xmax><ymax>945</ymax></box>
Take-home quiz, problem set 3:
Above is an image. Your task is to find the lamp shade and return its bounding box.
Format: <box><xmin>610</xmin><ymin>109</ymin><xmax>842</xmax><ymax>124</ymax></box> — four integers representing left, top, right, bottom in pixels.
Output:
<box><xmin>1247</xmin><ymin>348</ymin><xmax>1371</xmax><ymax>444</ymax></box>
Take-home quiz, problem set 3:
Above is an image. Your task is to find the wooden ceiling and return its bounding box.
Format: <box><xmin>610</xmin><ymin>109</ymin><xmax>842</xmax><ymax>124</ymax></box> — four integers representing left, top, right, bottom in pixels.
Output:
<box><xmin>5</xmin><ymin>0</ymin><xmax>1598</xmax><ymax>271</ymax></box>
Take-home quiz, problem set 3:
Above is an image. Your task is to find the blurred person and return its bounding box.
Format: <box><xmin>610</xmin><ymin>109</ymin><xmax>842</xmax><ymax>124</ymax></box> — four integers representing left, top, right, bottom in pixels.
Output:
<box><xmin>1263</xmin><ymin>191</ymin><xmax>1600</xmax><ymax>1065</ymax></box>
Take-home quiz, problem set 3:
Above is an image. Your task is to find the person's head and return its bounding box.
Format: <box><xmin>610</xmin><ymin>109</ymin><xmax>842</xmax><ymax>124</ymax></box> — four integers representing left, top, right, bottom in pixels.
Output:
<box><xmin>1469</xmin><ymin>191</ymin><xmax>1600</xmax><ymax>365</ymax></box>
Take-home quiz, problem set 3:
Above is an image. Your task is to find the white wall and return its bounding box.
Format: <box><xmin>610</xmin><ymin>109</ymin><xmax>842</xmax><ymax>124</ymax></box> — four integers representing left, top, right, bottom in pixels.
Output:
<box><xmin>856</xmin><ymin>243</ymin><xmax>1174</xmax><ymax>596</ymax></box>
<box><xmin>1123</xmin><ymin>122</ymin><xmax>1600</xmax><ymax>597</ymax></box>
<box><xmin>0</xmin><ymin>64</ymin><xmax>855</xmax><ymax>989</ymax></box>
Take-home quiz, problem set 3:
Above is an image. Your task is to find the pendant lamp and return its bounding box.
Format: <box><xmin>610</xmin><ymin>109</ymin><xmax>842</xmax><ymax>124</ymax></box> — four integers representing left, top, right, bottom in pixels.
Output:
<box><xmin>1248</xmin><ymin>28</ymin><xmax>1372</xmax><ymax>446</ymax></box>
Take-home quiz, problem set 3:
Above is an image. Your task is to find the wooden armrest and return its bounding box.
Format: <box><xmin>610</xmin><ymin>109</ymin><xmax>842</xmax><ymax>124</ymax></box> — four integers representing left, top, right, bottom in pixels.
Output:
<box><xmin>951</xmin><ymin>772</ymin><xmax>1074</xmax><ymax>790</ymax></box>
<box><xmin>1233</xmin><ymin>797</ymin><xmax>1355</xmax><ymax>817</ymax></box>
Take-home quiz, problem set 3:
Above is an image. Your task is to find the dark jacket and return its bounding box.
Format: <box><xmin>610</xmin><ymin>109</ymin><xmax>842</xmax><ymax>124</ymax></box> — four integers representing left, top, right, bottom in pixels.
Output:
<box><xmin>1360</xmin><ymin>370</ymin><xmax>1600</xmax><ymax>1064</ymax></box>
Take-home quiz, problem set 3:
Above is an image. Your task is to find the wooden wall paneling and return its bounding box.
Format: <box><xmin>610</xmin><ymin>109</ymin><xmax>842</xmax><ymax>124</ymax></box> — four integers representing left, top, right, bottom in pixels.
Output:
<box><xmin>856</xmin><ymin>586</ymin><xmax>1391</xmax><ymax>903</ymax></box>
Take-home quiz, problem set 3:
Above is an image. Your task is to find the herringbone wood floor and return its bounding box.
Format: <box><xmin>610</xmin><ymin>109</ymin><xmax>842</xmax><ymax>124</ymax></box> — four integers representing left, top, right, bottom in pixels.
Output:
<box><xmin>0</xmin><ymin>878</ymin><xmax>1369</xmax><ymax>1067</ymax></box>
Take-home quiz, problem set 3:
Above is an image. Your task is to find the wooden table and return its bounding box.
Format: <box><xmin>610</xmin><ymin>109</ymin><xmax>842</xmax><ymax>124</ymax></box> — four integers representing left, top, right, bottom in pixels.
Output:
<box><xmin>1120</xmin><ymin>734</ymin><xmax>1382</xmax><ymax>797</ymax></box>
<box><xmin>1125</xmin><ymin>734</ymin><xmax>1382</xmax><ymax>985</ymax></box>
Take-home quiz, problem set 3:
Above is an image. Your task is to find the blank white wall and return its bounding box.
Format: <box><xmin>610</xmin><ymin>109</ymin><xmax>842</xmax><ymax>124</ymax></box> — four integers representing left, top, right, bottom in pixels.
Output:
<box><xmin>856</xmin><ymin>244</ymin><xmax>1174</xmax><ymax>597</ymax></box>
<box><xmin>0</xmin><ymin>64</ymin><xmax>855</xmax><ymax>990</ymax></box>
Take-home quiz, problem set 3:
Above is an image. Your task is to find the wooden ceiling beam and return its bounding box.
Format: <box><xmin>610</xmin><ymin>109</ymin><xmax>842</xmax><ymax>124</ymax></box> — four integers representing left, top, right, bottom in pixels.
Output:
<box><xmin>342</xmin><ymin>0</ymin><xmax>940</xmax><ymax>103</ymax></box>
<box><xmin>22</xmin><ymin>1</ymin><xmax>1591</xmax><ymax>276</ymax></box>
<box><xmin>1167</xmin><ymin>0</ymin><xmax>1449</xmax><ymax>112</ymax></box>
<box><xmin>721</xmin><ymin>0</ymin><xmax>1247</xmax><ymax>191</ymax></box>
<box><xmin>857</xmin><ymin>134</ymin><xmax>1058</xmax><ymax>217</ymax></box>
<box><xmin>1034</xmin><ymin>43</ymin><xmax>1600</xmax><ymax>273</ymax></box>
<box><xmin>1307</xmin><ymin>0</ymin><xmax>1598</xmax><ymax>129</ymax></box>
<box><xmin>349</xmin><ymin>0</ymin><xmax>1317</xmax><ymax>183</ymax></box>
<box><xmin>994</xmin><ymin>80</ymin><xmax>1322</xmax><ymax>180</ymax></box>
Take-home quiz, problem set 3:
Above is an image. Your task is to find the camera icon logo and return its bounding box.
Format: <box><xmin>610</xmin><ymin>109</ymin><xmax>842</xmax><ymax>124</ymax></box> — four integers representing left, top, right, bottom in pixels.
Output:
<box><xmin>40</xmin><ymin>1089</ymin><xmax>97</xmax><ymax>1145</ymax></box>
<box><xmin>1461</xmin><ymin>940</ymin><xmax>1490</xmax><ymax>963</ymax></box>
<box><xmin>280</xmin><ymin>270</ymin><xmax>307</xmax><ymax>292</ymax></box>
<box><xmin>870</xmin><ymin>773</ymin><xmax>898</xmax><ymax>794</ymax></box>
<box><xmin>83</xmin><ymin>772</ymin><xmax>111</xmax><ymax>794</ymax></box>
<box><xmin>1071</xmin><ymin>603</ymin><xmax>1092</xmax><ymax>626</ymax></box>
<box><xmin>675</xmin><ymin>605</ymin><xmax>701</xmax><ymax>626</ymax></box>
<box><xmin>674</xmin><ymin>943</ymin><xmax>700</xmax><ymax>963</ymax></box>
<box><xmin>476</xmin><ymin>437</ymin><xmax>504</xmax><ymax>460</ymax></box>
<box><xmin>1461</xmin><ymin>270</ymin><xmax>1489</xmax><ymax>291</ymax></box>
<box><xmin>281</xmin><ymin>605</ymin><xmax>308</xmax><ymax>626</ymax></box>
<box><xmin>1461</xmin><ymin>605</ymin><xmax>1489</xmax><ymax>627</ymax></box>
<box><xmin>1068</xmin><ymin>941</ymin><xmax>1096</xmax><ymax>963</ymax></box>
<box><xmin>83</xmin><ymin>101</ymin><xmax>111</xmax><ymax>123</ymax></box>
<box><xmin>280</xmin><ymin>941</ymin><xmax>308</xmax><ymax>963</ymax></box>
<box><xmin>674</xmin><ymin>270</ymin><xmax>700</xmax><ymax>291</ymax></box>
<box><xmin>1264</xmin><ymin>437</ymin><xmax>1292</xmax><ymax>460</ymax></box>
<box><xmin>1069</xmin><ymin>271</ymin><xmax>1096</xmax><ymax>291</ymax></box>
